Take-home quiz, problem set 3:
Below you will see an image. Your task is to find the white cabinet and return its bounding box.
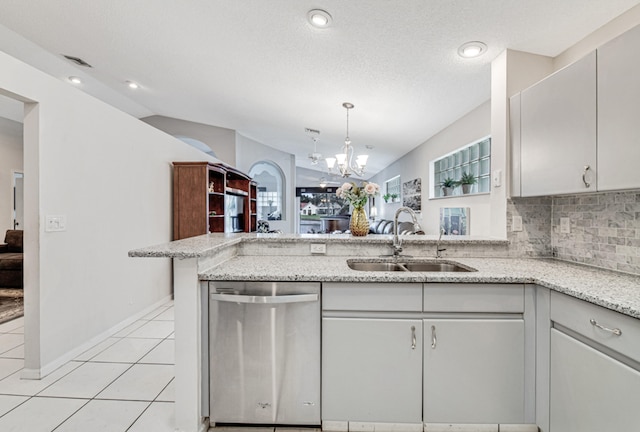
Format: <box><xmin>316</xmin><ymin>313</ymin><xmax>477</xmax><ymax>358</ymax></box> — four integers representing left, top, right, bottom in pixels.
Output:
<box><xmin>322</xmin><ymin>318</ymin><xmax>423</xmax><ymax>423</ymax></box>
<box><xmin>423</xmin><ymin>319</ymin><xmax>525</xmax><ymax>424</ymax></box>
<box><xmin>322</xmin><ymin>282</ymin><xmax>423</xmax><ymax>426</ymax></box>
<box><xmin>597</xmin><ymin>24</ymin><xmax>640</xmax><ymax>191</ymax></box>
<box><xmin>520</xmin><ymin>51</ymin><xmax>597</xmax><ymax>196</ymax></box>
<box><xmin>550</xmin><ymin>329</ymin><xmax>640</xmax><ymax>432</ymax></box>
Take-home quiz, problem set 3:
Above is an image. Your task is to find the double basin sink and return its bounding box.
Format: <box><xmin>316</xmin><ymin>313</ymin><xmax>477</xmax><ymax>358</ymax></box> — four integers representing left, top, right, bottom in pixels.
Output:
<box><xmin>347</xmin><ymin>259</ymin><xmax>476</xmax><ymax>272</ymax></box>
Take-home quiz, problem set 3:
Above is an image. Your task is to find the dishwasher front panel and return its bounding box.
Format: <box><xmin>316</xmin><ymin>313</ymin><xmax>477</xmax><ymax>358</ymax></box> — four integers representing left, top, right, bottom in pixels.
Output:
<box><xmin>209</xmin><ymin>281</ymin><xmax>321</xmax><ymax>425</ymax></box>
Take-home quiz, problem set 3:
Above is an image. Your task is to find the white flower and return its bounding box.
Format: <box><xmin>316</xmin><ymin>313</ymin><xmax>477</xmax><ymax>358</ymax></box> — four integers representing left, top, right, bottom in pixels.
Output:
<box><xmin>364</xmin><ymin>182</ymin><xmax>377</xmax><ymax>195</ymax></box>
<box><xmin>336</xmin><ymin>188</ymin><xmax>343</xmax><ymax>198</ymax></box>
<box><xmin>341</xmin><ymin>182</ymin><xmax>353</xmax><ymax>191</ymax></box>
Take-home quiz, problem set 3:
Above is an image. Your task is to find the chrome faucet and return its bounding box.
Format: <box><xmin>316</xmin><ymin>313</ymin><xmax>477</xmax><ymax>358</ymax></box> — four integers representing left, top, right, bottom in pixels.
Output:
<box><xmin>392</xmin><ymin>207</ymin><xmax>423</xmax><ymax>257</ymax></box>
<box><xmin>436</xmin><ymin>227</ymin><xmax>446</xmax><ymax>258</ymax></box>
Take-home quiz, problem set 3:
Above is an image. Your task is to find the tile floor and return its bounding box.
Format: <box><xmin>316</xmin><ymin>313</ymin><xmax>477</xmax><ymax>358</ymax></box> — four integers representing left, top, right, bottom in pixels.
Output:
<box><xmin>0</xmin><ymin>301</ymin><xmax>176</xmax><ymax>431</ymax></box>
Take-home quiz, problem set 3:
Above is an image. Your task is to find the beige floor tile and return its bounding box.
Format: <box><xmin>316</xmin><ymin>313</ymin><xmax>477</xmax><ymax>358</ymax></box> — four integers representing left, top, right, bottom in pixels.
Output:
<box><xmin>38</xmin><ymin>362</ymin><xmax>130</xmax><ymax>398</ymax></box>
<box><xmin>0</xmin><ymin>361</ymin><xmax>81</xmax><ymax>396</ymax></box>
<box><xmin>128</xmin><ymin>401</ymin><xmax>175</xmax><ymax>432</ymax></box>
<box><xmin>0</xmin><ymin>396</ymin><xmax>88</xmax><ymax>432</ymax></box>
<box><xmin>55</xmin><ymin>399</ymin><xmax>149</xmax><ymax>432</ymax></box>
<box><xmin>96</xmin><ymin>364</ymin><xmax>173</xmax><ymax>401</ymax></box>
<box><xmin>89</xmin><ymin>338</ymin><xmax>161</xmax><ymax>363</ymax></box>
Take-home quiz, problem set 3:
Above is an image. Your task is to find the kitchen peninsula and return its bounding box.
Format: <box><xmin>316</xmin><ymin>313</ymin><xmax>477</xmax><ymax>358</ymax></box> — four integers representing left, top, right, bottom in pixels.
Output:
<box><xmin>130</xmin><ymin>233</ymin><xmax>640</xmax><ymax>432</ymax></box>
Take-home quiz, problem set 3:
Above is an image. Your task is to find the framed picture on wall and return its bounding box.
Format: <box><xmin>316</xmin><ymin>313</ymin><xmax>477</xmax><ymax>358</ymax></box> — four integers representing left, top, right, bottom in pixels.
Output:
<box><xmin>402</xmin><ymin>178</ymin><xmax>421</xmax><ymax>211</ymax></box>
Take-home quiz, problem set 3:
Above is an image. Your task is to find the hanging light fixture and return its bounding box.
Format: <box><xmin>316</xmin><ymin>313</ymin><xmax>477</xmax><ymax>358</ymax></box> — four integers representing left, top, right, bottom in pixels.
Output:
<box><xmin>326</xmin><ymin>102</ymin><xmax>368</xmax><ymax>177</ymax></box>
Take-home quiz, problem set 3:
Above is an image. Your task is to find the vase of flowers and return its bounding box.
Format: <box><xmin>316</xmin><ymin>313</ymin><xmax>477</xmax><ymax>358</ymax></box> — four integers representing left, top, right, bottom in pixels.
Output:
<box><xmin>336</xmin><ymin>181</ymin><xmax>380</xmax><ymax>236</ymax></box>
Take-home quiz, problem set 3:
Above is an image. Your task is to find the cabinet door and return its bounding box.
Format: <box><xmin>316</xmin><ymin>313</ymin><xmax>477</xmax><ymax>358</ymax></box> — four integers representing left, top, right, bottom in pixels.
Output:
<box><xmin>520</xmin><ymin>51</ymin><xmax>597</xmax><ymax>196</ymax></box>
<box><xmin>550</xmin><ymin>329</ymin><xmax>640</xmax><ymax>432</ymax></box>
<box><xmin>597</xmin><ymin>24</ymin><xmax>640</xmax><ymax>191</ymax></box>
<box><xmin>322</xmin><ymin>318</ymin><xmax>423</xmax><ymax>423</ymax></box>
<box><xmin>423</xmin><ymin>319</ymin><xmax>525</xmax><ymax>424</ymax></box>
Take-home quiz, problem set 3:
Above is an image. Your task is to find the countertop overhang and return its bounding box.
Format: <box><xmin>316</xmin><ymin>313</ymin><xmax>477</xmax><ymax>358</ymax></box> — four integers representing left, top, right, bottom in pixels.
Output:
<box><xmin>129</xmin><ymin>233</ymin><xmax>640</xmax><ymax>320</ymax></box>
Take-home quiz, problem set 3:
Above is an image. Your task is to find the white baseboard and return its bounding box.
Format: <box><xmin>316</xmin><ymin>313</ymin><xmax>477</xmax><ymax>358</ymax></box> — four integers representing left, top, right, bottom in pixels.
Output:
<box><xmin>21</xmin><ymin>294</ymin><xmax>173</xmax><ymax>380</ymax></box>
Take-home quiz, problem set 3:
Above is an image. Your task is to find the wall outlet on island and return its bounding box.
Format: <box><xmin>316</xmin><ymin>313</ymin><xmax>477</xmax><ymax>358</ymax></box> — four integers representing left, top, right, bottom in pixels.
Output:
<box><xmin>310</xmin><ymin>243</ymin><xmax>326</xmax><ymax>254</ymax></box>
<box><xmin>512</xmin><ymin>215</ymin><xmax>523</xmax><ymax>232</ymax></box>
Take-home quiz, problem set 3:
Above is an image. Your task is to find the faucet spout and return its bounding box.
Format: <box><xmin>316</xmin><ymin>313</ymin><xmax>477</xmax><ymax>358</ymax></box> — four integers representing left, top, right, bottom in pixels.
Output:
<box><xmin>393</xmin><ymin>207</ymin><xmax>422</xmax><ymax>256</ymax></box>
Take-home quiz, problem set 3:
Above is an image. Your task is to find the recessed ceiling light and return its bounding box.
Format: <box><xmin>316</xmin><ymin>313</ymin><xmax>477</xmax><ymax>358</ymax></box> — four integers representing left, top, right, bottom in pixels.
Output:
<box><xmin>126</xmin><ymin>81</ymin><xmax>140</xmax><ymax>89</ymax></box>
<box><xmin>307</xmin><ymin>9</ymin><xmax>332</xmax><ymax>28</ymax></box>
<box><xmin>458</xmin><ymin>41</ymin><xmax>487</xmax><ymax>58</ymax></box>
<box><xmin>68</xmin><ymin>76</ymin><xmax>82</xmax><ymax>85</ymax></box>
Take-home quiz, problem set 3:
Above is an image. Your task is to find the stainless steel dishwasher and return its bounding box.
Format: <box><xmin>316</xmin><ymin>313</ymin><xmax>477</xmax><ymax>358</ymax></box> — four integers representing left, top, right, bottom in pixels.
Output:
<box><xmin>208</xmin><ymin>281</ymin><xmax>321</xmax><ymax>425</ymax></box>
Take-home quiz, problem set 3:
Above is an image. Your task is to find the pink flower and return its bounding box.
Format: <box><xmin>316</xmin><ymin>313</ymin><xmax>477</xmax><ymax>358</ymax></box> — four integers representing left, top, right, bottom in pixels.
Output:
<box><xmin>364</xmin><ymin>182</ymin><xmax>378</xmax><ymax>195</ymax></box>
<box><xmin>336</xmin><ymin>188</ymin><xmax>343</xmax><ymax>198</ymax></box>
<box><xmin>341</xmin><ymin>182</ymin><xmax>353</xmax><ymax>191</ymax></box>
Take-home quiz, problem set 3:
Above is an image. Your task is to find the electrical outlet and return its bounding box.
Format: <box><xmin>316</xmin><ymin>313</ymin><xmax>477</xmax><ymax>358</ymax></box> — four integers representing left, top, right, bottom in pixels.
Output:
<box><xmin>310</xmin><ymin>243</ymin><xmax>326</xmax><ymax>254</ymax></box>
<box><xmin>512</xmin><ymin>215</ymin><xmax>523</xmax><ymax>232</ymax></box>
<box><xmin>560</xmin><ymin>217</ymin><xmax>570</xmax><ymax>234</ymax></box>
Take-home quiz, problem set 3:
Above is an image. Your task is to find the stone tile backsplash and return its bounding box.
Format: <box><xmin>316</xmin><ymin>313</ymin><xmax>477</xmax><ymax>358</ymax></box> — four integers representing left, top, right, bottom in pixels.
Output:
<box><xmin>509</xmin><ymin>190</ymin><xmax>640</xmax><ymax>275</ymax></box>
<box><xmin>552</xmin><ymin>191</ymin><xmax>640</xmax><ymax>275</ymax></box>
<box><xmin>507</xmin><ymin>197</ymin><xmax>553</xmax><ymax>257</ymax></box>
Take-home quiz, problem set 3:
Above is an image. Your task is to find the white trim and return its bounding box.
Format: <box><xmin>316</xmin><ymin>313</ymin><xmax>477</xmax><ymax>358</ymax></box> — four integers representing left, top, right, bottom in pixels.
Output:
<box><xmin>20</xmin><ymin>294</ymin><xmax>173</xmax><ymax>380</ymax></box>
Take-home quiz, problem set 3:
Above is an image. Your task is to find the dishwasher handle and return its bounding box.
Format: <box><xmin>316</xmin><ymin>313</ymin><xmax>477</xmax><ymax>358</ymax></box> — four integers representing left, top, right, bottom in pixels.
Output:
<box><xmin>210</xmin><ymin>292</ymin><xmax>319</xmax><ymax>304</ymax></box>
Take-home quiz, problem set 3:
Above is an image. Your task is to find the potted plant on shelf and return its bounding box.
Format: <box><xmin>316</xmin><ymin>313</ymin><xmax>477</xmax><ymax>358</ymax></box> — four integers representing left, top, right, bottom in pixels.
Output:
<box><xmin>383</xmin><ymin>193</ymin><xmax>391</xmax><ymax>203</ymax></box>
<box><xmin>440</xmin><ymin>177</ymin><xmax>456</xmax><ymax>196</ymax></box>
<box><xmin>390</xmin><ymin>193</ymin><xmax>399</xmax><ymax>202</ymax></box>
<box><xmin>458</xmin><ymin>172</ymin><xmax>477</xmax><ymax>194</ymax></box>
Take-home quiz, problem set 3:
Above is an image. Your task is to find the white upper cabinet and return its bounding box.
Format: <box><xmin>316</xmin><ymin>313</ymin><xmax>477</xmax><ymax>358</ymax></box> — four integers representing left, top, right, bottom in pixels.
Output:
<box><xmin>597</xmin><ymin>24</ymin><xmax>640</xmax><ymax>192</ymax></box>
<box><xmin>520</xmin><ymin>51</ymin><xmax>597</xmax><ymax>197</ymax></box>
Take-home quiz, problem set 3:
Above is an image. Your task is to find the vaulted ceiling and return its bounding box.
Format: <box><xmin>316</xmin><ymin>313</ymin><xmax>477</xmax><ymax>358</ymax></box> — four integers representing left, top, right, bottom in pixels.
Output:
<box><xmin>1</xmin><ymin>1</ymin><xmax>639</xmax><ymax>179</ymax></box>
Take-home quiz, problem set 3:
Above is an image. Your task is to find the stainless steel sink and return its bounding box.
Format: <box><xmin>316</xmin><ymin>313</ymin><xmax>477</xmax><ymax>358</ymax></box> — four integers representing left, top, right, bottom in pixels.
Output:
<box><xmin>346</xmin><ymin>261</ymin><xmax>409</xmax><ymax>272</ymax></box>
<box><xmin>347</xmin><ymin>259</ymin><xmax>475</xmax><ymax>272</ymax></box>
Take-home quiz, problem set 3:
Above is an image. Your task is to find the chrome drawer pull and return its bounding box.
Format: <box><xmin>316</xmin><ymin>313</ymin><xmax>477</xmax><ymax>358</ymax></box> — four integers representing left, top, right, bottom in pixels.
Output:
<box><xmin>411</xmin><ymin>326</ymin><xmax>416</xmax><ymax>350</ymax></box>
<box><xmin>582</xmin><ymin>165</ymin><xmax>591</xmax><ymax>188</ymax></box>
<box><xmin>590</xmin><ymin>318</ymin><xmax>622</xmax><ymax>336</ymax></box>
<box><xmin>431</xmin><ymin>325</ymin><xmax>437</xmax><ymax>349</ymax></box>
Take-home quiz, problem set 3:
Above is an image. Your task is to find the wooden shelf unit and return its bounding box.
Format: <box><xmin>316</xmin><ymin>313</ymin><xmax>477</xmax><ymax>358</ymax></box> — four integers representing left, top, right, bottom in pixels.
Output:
<box><xmin>172</xmin><ymin>162</ymin><xmax>257</xmax><ymax>240</ymax></box>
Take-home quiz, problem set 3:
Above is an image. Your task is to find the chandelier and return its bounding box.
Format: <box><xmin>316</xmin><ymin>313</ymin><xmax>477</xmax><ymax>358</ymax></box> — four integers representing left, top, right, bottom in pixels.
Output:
<box><xmin>326</xmin><ymin>102</ymin><xmax>368</xmax><ymax>177</ymax></box>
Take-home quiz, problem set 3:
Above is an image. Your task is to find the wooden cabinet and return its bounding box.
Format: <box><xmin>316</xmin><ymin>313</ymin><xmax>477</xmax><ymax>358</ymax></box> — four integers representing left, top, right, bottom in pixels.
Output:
<box><xmin>520</xmin><ymin>51</ymin><xmax>597</xmax><ymax>196</ymax></box>
<box><xmin>550</xmin><ymin>329</ymin><xmax>640</xmax><ymax>432</ymax></box>
<box><xmin>597</xmin><ymin>24</ymin><xmax>640</xmax><ymax>192</ymax></box>
<box><xmin>173</xmin><ymin>162</ymin><xmax>226</xmax><ymax>240</ymax></box>
<box><xmin>172</xmin><ymin>162</ymin><xmax>256</xmax><ymax>240</ymax></box>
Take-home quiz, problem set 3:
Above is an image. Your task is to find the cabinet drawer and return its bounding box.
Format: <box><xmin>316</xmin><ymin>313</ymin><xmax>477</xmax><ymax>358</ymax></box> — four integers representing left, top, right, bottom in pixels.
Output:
<box><xmin>323</xmin><ymin>283</ymin><xmax>422</xmax><ymax>312</ymax></box>
<box><xmin>423</xmin><ymin>284</ymin><xmax>524</xmax><ymax>313</ymax></box>
<box><xmin>550</xmin><ymin>291</ymin><xmax>640</xmax><ymax>363</ymax></box>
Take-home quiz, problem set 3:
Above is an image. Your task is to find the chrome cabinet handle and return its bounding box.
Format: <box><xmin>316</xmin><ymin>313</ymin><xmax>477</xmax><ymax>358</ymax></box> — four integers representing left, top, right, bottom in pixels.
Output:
<box><xmin>582</xmin><ymin>165</ymin><xmax>591</xmax><ymax>188</ymax></box>
<box><xmin>210</xmin><ymin>293</ymin><xmax>318</xmax><ymax>304</ymax></box>
<box><xmin>411</xmin><ymin>326</ymin><xmax>416</xmax><ymax>350</ymax></box>
<box><xmin>431</xmin><ymin>325</ymin><xmax>437</xmax><ymax>349</ymax></box>
<box><xmin>590</xmin><ymin>319</ymin><xmax>622</xmax><ymax>336</ymax></box>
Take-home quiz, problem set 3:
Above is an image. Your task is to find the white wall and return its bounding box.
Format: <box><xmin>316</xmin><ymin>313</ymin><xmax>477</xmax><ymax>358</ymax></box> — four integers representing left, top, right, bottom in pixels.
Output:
<box><xmin>368</xmin><ymin>101</ymin><xmax>491</xmax><ymax>235</ymax></box>
<box><xmin>554</xmin><ymin>3</ymin><xmax>640</xmax><ymax>70</ymax></box>
<box><xmin>0</xmin><ymin>116</ymin><xmax>22</xmax><ymax>234</ymax></box>
<box><xmin>141</xmin><ymin>115</ymin><xmax>234</xmax><ymax>165</ymax></box>
<box><xmin>0</xmin><ymin>49</ymin><xmax>216</xmax><ymax>376</ymax></box>
<box><xmin>235</xmin><ymin>133</ymin><xmax>296</xmax><ymax>233</ymax></box>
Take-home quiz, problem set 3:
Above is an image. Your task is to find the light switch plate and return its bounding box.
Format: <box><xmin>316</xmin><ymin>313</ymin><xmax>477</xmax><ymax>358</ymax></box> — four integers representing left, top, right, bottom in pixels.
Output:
<box><xmin>492</xmin><ymin>169</ymin><xmax>502</xmax><ymax>188</ymax></box>
<box><xmin>45</xmin><ymin>215</ymin><xmax>67</xmax><ymax>232</ymax></box>
<box><xmin>560</xmin><ymin>217</ymin><xmax>570</xmax><ymax>234</ymax></box>
<box><xmin>310</xmin><ymin>243</ymin><xmax>326</xmax><ymax>254</ymax></box>
<box><xmin>512</xmin><ymin>216</ymin><xmax>523</xmax><ymax>232</ymax></box>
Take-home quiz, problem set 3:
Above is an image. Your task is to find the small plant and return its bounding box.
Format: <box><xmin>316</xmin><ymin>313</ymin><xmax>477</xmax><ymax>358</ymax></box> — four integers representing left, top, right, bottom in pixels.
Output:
<box><xmin>383</xmin><ymin>193</ymin><xmax>391</xmax><ymax>203</ymax></box>
<box><xmin>458</xmin><ymin>172</ymin><xmax>477</xmax><ymax>185</ymax></box>
<box><xmin>440</xmin><ymin>177</ymin><xmax>456</xmax><ymax>188</ymax></box>
<box><xmin>390</xmin><ymin>193</ymin><xmax>399</xmax><ymax>202</ymax></box>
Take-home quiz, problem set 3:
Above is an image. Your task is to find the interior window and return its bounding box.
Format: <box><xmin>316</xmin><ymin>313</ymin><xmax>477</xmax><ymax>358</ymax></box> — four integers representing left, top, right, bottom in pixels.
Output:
<box><xmin>249</xmin><ymin>161</ymin><xmax>285</xmax><ymax>221</ymax></box>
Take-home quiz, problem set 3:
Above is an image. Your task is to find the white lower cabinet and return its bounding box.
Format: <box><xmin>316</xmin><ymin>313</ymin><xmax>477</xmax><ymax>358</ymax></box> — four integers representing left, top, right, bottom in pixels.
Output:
<box><xmin>322</xmin><ymin>317</ymin><xmax>423</xmax><ymax>423</ymax></box>
<box><xmin>550</xmin><ymin>329</ymin><xmax>640</xmax><ymax>432</ymax></box>
<box><xmin>423</xmin><ymin>319</ymin><xmax>525</xmax><ymax>424</ymax></box>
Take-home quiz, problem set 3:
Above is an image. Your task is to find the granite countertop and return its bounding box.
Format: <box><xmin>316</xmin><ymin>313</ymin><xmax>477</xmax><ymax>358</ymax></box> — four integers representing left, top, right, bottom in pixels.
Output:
<box><xmin>128</xmin><ymin>233</ymin><xmax>509</xmax><ymax>258</ymax></box>
<box><xmin>200</xmin><ymin>255</ymin><xmax>640</xmax><ymax>319</ymax></box>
